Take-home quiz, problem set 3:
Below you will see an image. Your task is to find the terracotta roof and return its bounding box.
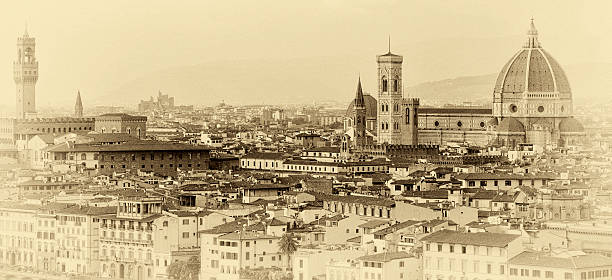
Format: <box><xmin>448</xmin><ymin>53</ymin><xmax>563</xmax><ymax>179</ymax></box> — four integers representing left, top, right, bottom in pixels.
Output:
<box><xmin>357</xmin><ymin>251</ymin><xmax>413</xmax><ymax>262</ymax></box>
<box><xmin>509</xmin><ymin>251</ymin><xmax>612</xmax><ymax>269</ymax></box>
<box><xmin>219</xmin><ymin>231</ymin><xmax>279</xmax><ymax>240</ymax></box>
<box><xmin>358</xmin><ymin>220</ymin><xmax>390</xmax><ymax>229</ymax></box>
<box><xmin>421</xmin><ymin>229</ymin><xmax>519</xmax><ymax>247</ymax></box>
<box><xmin>242</xmin><ymin>152</ymin><xmax>286</xmax><ymax>160</ymax></box>
<box><xmin>320</xmin><ymin>194</ymin><xmax>395</xmax><ymax>207</ymax></box>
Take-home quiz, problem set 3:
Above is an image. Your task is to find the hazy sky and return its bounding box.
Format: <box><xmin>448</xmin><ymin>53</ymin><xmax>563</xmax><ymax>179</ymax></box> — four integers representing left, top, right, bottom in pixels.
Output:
<box><xmin>0</xmin><ymin>0</ymin><xmax>611</xmax><ymax>110</ymax></box>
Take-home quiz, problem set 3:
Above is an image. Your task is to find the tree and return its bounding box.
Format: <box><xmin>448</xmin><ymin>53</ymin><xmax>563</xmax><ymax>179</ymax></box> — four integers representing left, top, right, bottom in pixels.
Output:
<box><xmin>167</xmin><ymin>256</ymin><xmax>200</xmax><ymax>280</ymax></box>
<box><xmin>278</xmin><ymin>233</ymin><xmax>299</xmax><ymax>270</ymax></box>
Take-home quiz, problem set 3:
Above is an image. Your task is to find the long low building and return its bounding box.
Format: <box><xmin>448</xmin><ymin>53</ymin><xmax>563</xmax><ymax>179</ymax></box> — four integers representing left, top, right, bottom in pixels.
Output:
<box><xmin>240</xmin><ymin>153</ymin><xmax>389</xmax><ymax>175</ymax></box>
<box><xmin>44</xmin><ymin>141</ymin><xmax>211</xmax><ymax>177</ymax></box>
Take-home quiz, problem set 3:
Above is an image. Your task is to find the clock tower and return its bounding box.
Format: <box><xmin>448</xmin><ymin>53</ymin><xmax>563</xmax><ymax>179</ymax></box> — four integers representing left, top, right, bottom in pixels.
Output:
<box><xmin>14</xmin><ymin>27</ymin><xmax>38</xmax><ymax>119</ymax></box>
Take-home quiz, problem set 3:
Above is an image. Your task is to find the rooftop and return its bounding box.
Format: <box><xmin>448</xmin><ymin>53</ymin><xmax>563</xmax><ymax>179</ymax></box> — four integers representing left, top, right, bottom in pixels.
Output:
<box><xmin>421</xmin><ymin>229</ymin><xmax>520</xmax><ymax>247</ymax></box>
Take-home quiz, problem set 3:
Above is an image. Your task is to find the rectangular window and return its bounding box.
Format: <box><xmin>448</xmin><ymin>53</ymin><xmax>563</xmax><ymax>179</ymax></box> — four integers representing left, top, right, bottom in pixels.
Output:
<box><xmin>533</xmin><ymin>270</ymin><xmax>541</xmax><ymax>277</ymax></box>
<box><xmin>182</xmin><ymin>232</ymin><xmax>189</xmax><ymax>238</ymax></box>
<box><xmin>450</xmin><ymin>245</ymin><xmax>454</xmax><ymax>253</ymax></box>
<box><xmin>545</xmin><ymin>271</ymin><xmax>554</xmax><ymax>278</ymax></box>
<box><xmin>510</xmin><ymin>268</ymin><xmax>518</xmax><ymax>276</ymax></box>
<box><xmin>462</xmin><ymin>246</ymin><xmax>467</xmax><ymax>254</ymax></box>
<box><xmin>438</xmin><ymin>244</ymin><xmax>443</xmax><ymax>252</ymax></box>
<box><xmin>182</xmin><ymin>219</ymin><xmax>189</xmax><ymax>225</ymax></box>
<box><xmin>500</xmin><ymin>265</ymin><xmax>505</xmax><ymax>275</ymax></box>
<box><xmin>473</xmin><ymin>261</ymin><xmax>479</xmax><ymax>273</ymax></box>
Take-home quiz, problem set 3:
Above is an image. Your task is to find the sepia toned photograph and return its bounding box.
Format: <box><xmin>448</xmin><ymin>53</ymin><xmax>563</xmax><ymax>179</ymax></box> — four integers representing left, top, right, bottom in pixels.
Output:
<box><xmin>1</xmin><ymin>1</ymin><xmax>612</xmax><ymax>279</ymax></box>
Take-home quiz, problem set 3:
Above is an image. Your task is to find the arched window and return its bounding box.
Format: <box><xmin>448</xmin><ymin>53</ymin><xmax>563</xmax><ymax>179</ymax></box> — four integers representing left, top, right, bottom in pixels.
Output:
<box><xmin>101</xmin><ymin>127</ymin><xmax>106</xmax><ymax>133</ymax></box>
<box><xmin>382</xmin><ymin>76</ymin><xmax>388</xmax><ymax>92</ymax></box>
<box><xmin>137</xmin><ymin>127</ymin><xmax>141</xmax><ymax>139</ymax></box>
<box><xmin>393</xmin><ymin>76</ymin><xmax>399</xmax><ymax>92</ymax></box>
<box><xmin>406</xmin><ymin>108</ymin><xmax>410</xmax><ymax>124</ymax></box>
<box><xmin>81</xmin><ymin>153</ymin><xmax>86</xmax><ymax>160</ymax></box>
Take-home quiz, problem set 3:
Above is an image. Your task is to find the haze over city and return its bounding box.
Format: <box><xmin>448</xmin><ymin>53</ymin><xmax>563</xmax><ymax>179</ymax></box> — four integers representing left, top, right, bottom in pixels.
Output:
<box><xmin>0</xmin><ymin>0</ymin><xmax>611</xmax><ymax>112</ymax></box>
<box><xmin>3</xmin><ymin>2</ymin><xmax>612</xmax><ymax>280</ymax></box>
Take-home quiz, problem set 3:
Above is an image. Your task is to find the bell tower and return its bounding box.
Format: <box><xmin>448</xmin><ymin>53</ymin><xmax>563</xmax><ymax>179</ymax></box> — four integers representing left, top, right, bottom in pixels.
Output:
<box><xmin>352</xmin><ymin>76</ymin><xmax>367</xmax><ymax>148</ymax></box>
<box><xmin>14</xmin><ymin>26</ymin><xmax>38</xmax><ymax>119</ymax></box>
<box><xmin>376</xmin><ymin>39</ymin><xmax>404</xmax><ymax>144</ymax></box>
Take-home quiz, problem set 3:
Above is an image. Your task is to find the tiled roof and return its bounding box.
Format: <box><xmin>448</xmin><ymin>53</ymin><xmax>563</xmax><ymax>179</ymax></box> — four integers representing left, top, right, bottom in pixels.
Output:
<box><xmin>320</xmin><ymin>194</ymin><xmax>395</xmax><ymax>207</ymax></box>
<box><xmin>241</xmin><ymin>152</ymin><xmax>286</xmax><ymax>160</ymax></box>
<box><xmin>509</xmin><ymin>251</ymin><xmax>612</xmax><ymax>269</ymax></box>
<box><xmin>402</xmin><ymin>190</ymin><xmax>448</xmax><ymax>199</ymax></box>
<box><xmin>372</xmin><ymin>220</ymin><xmax>421</xmax><ymax>236</ymax></box>
<box><xmin>304</xmin><ymin>147</ymin><xmax>340</xmax><ymax>153</ymax></box>
<box><xmin>244</xmin><ymin>184</ymin><xmax>290</xmax><ymax>190</ymax></box>
<box><xmin>472</xmin><ymin>190</ymin><xmax>499</xmax><ymax>200</ymax></box>
<box><xmin>357</xmin><ymin>251</ymin><xmax>413</xmax><ymax>262</ymax></box>
<box><xmin>420</xmin><ymin>229</ymin><xmax>519</xmax><ymax>247</ymax></box>
<box><xmin>454</xmin><ymin>172</ymin><xmax>554</xmax><ymax>180</ymax></box>
<box><xmin>47</xmin><ymin>141</ymin><xmax>210</xmax><ymax>152</ymax></box>
<box><xmin>358</xmin><ymin>220</ymin><xmax>390</xmax><ymax>229</ymax></box>
<box><xmin>419</xmin><ymin>107</ymin><xmax>492</xmax><ymax>115</ymax></box>
<box><xmin>219</xmin><ymin>231</ymin><xmax>280</xmax><ymax>240</ymax></box>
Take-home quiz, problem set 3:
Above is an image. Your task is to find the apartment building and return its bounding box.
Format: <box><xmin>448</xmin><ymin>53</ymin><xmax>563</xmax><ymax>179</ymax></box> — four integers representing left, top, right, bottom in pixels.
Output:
<box><xmin>0</xmin><ymin>202</ymin><xmax>38</xmax><ymax>268</ymax></box>
<box><xmin>292</xmin><ymin>246</ymin><xmax>364</xmax><ymax>280</ymax></box>
<box><xmin>97</xmin><ymin>197</ymin><xmax>162</xmax><ymax>279</ymax></box>
<box><xmin>54</xmin><ymin>205</ymin><xmax>115</xmax><ymax>275</ymax></box>
<box><xmin>357</xmin><ymin>251</ymin><xmax>421</xmax><ymax>280</ymax></box>
<box><xmin>421</xmin><ymin>230</ymin><xmax>523</xmax><ymax>280</ymax></box>
<box><xmin>200</xmin><ymin>229</ymin><xmax>282</xmax><ymax>280</ymax></box>
<box><xmin>152</xmin><ymin>211</ymin><xmax>203</xmax><ymax>279</ymax></box>
<box><xmin>508</xmin><ymin>251</ymin><xmax>612</xmax><ymax>279</ymax></box>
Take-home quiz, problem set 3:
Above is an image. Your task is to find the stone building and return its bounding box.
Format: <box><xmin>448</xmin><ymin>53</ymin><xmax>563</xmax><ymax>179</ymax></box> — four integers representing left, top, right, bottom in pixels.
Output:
<box><xmin>95</xmin><ymin>113</ymin><xmax>147</xmax><ymax>139</ymax></box>
<box><xmin>45</xmin><ymin>141</ymin><xmax>211</xmax><ymax>177</ymax></box>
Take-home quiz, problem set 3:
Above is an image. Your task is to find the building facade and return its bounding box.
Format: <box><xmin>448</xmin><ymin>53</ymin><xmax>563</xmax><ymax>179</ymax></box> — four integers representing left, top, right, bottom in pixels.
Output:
<box><xmin>95</xmin><ymin>114</ymin><xmax>147</xmax><ymax>139</ymax></box>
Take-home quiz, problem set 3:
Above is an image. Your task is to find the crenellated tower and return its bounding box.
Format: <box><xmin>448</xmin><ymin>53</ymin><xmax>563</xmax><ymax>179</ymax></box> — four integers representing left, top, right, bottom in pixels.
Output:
<box><xmin>14</xmin><ymin>26</ymin><xmax>38</xmax><ymax>119</ymax></box>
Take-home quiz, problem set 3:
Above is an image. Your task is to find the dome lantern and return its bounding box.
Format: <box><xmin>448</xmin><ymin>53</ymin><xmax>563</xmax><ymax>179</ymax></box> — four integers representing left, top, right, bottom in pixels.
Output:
<box><xmin>525</xmin><ymin>18</ymin><xmax>541</xmax><ymax>48</ymax></box>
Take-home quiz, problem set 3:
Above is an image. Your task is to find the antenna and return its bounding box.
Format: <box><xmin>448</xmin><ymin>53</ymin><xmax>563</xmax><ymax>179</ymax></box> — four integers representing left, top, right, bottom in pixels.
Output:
<box><xmin>388</xmin><ymin>35</ymin><xmax>391</xmax><ymax>53</ymax></box>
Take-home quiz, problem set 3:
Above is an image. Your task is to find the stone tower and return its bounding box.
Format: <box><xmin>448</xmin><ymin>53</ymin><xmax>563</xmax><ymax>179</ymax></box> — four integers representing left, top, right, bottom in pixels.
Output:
<box><xmin>376</xmin><ymin>41</ymin><xmax>404</xmax><ymax>144</ymax></box>
<box><xmin>401</xmin><ymin>97</ymin><xmax>420</xmax><ymax>145</ymax></box>
<box><xmin>14</xmin><ymin>27</ymin><xmax>38</xmax><ymax>119</ymax></box>
<box><xmin>74</xmin><ymin>90</ymin><xmax>83</xmax><ymax>117</ymax></box>
<box><xmin>352</xmin><ymin>76</ymin><xmax>367</xmax><ymax>148</ymax></box>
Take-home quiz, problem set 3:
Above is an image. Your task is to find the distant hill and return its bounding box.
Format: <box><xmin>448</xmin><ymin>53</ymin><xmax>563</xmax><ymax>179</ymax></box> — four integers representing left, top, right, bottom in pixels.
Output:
<box><xmin>406</xmin><ymin>74</ymin><xmax>496</xmax><ymax>106</ymax></box>
<box><xmin>407</xmin><ymin>63</ymin><xmax>612</xmax><ymax>106</ymax></box>
<box><xmin>91</xmin><ymin>56</ymin><xmax>612</xmax><ymax>107</ymax></box>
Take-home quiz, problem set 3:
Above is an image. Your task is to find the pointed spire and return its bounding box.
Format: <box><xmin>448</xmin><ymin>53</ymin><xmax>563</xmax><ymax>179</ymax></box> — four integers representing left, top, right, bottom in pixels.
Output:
<box><xmin>75</xmin><ymin>90</ymin><xmax>83</xmax><ymax>118</ymax></box>
<box><xmin>525</xmin><ymin>18</ymin><xmax>541</xmax><ymax>48</ymax></box>
<box><xmin>388</xmin><ymin>35</ymin><xmax>391</xmax><ymax>54</ymax></box>
<box><xmin>354</xmin><ymin>75</ymin><xmax>365</xmax><ymax>108</ymax></box>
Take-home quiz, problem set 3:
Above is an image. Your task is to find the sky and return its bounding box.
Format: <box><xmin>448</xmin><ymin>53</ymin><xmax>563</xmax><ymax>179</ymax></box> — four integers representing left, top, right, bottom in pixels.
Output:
<box><xmin>0</xmin><ymin>0</ymin><xmax>611</xmax><ymax>110</ymax></box>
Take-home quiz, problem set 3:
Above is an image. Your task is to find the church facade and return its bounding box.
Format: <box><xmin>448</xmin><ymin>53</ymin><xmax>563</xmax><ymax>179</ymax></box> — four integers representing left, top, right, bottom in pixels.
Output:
<box><xmin>345</xmin><ymin>20</ymin><xmax>585</xmax><ymax>150</ymax></box>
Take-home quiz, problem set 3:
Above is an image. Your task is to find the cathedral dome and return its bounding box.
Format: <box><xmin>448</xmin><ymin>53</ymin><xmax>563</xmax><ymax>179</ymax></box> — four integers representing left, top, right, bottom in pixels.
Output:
<box><xmin>497</xmin><ymin>117</ymin><xmax>525</xmax><ymax>133</ymax></box>
<box><xmin>346</xmin><ymin>94</ymin><xmax>377</xmax><ymax>119</ymax></box>
<box><xmin>559</xmin><ymin>117</ymin><xmax>584</xmax><ymax>133</ymax></box>
<box><xmin>493</xmin><ymin>20</ymin><xmax>571</xmax><ymax>95</ymax></box>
